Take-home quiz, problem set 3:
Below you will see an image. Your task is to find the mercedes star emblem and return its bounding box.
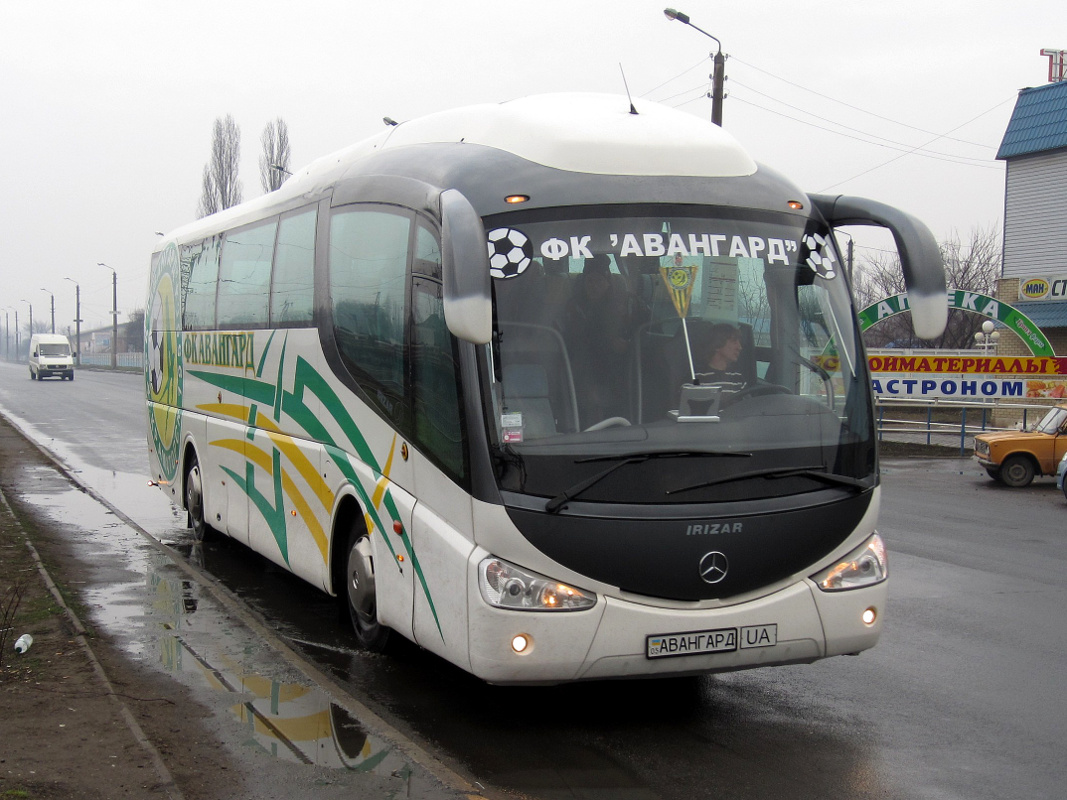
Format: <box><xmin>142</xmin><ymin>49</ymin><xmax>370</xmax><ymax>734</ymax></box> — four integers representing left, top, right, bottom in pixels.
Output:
<box><xmin>699</xmin><ymin>551</ymin><xmax>729</xmax><ymax>584</ymax></box>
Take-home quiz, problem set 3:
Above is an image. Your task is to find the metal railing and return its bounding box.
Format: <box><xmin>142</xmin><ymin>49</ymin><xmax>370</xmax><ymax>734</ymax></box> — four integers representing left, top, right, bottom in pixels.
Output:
<box><xmin>875</xmin><ymin>397</ymin><xmax>1055</xmax><ymax>455</ymax></box>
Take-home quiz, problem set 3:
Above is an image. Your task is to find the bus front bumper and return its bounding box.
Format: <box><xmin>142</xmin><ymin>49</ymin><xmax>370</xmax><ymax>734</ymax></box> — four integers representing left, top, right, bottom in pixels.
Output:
<box><xmin>467</xmin><ymin>578</ymin><xmax>886</xmax><ymax>685</ymax></box>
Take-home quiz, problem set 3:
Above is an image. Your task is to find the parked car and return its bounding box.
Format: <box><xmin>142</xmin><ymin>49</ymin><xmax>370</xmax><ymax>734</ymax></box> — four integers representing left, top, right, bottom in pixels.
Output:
<box><xmin>1056</xmin><ymin>452</ymin><xmax>1067</xmax><ymax>500</ymax></box>
<box><xmin>973</xmin><ymin>403</ymin><xmax>1067</xmax><ymax>487</ymax></box>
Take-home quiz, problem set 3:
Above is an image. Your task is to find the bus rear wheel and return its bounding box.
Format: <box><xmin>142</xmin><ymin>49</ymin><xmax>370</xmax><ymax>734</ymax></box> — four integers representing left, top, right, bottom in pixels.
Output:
<box><xmin>345</xmin><ymin>532</ymin><xmax>391</xmax><ymax>652</ymax></box>
<box><xmin>185</xmin><ymin>457</ymin><xmax>210</xmax><ymax>541</ymax></box>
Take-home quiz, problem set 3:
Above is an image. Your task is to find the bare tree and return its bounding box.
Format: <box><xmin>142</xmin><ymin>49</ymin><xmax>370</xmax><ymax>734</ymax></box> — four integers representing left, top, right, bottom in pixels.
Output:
<box><xmin>854</xmin><ymin>226</ymin><xmax>1002</xmax><ymax>349</ymax></box>
<box><xmin>259</xmin><ymin>118</ymin><xmax>292</xmax><ymax>193</ymax></box>
<box><xmin>197</xmin><ymin>115</ymin><xmax>243</xmax><ymax>218</ymax></box>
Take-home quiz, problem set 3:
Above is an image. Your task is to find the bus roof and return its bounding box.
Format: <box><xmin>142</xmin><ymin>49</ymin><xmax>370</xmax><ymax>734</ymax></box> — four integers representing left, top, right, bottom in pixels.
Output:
<box><xmin>157</xmin><ymin>93</ymin><xmax>761</xmax><ymax>249</ymax></box>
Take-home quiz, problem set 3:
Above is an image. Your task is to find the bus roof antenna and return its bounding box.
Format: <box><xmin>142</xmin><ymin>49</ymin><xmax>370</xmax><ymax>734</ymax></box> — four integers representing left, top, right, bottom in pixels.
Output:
<box><xmin>619</xmin><ymin>64</ymin><xmax>639</xmax><ymax>115</ymax></box>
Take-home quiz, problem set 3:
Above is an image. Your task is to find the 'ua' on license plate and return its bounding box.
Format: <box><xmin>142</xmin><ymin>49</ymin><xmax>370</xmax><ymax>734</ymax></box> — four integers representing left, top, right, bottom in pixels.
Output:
<box><xmin>647</xmin><ymin>628</ymin><xmax>737</xmax><ymax>659</ymax></box>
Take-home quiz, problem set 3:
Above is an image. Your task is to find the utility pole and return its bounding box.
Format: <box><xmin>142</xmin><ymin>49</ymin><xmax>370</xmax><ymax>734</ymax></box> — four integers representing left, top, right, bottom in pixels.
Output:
<box><xmin>664</xmin><ymin>8</ymin><xmax>726</xmax><ymax>126</ymax></box>
<box><xmin>98</xmin><ymin>263</ymin><xmax>118</xmax><ymax>368</ymax></box>
<box><xmin>710</xmin><ymin>50</ymin><xmax>725</xmax><ymax>127</ymax></box>
<box><xmin>41</xmin><ymin>289</ymin><xmax>55</xmax><ymax>333</ymax></box>
<box><xmin>65</xmin><ymin>278</ymin><xmax>81</xmax><ymax>365</ymax></box>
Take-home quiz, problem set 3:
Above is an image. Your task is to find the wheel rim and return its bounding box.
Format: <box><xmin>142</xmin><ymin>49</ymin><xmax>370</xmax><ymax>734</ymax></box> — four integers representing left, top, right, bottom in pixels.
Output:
<box><xmin>347</xmin><ymin>537</ymin><xmax>377</xmax><ymax>630</ymax></box>
<box><xmin>186</xmin><ymin>465</ymin><xmax>204</xmax><ymax>534</ymax></box>
<box><xmin>1004</xmin><ymin>459</ymin><xmax>1031</xmax><ymax>486</ymax></box>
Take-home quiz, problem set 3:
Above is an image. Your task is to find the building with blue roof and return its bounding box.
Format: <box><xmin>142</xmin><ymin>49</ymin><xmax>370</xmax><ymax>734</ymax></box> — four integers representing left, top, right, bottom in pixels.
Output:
<box><xmin>995</xmin><ymin>74</ymin><xmax>1067</xmax><ymax>351</ymax></box>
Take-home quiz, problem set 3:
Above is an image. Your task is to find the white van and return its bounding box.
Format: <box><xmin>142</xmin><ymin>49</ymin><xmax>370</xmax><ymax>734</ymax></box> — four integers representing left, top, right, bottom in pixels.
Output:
<box><xmin>29</xmin><ymin>333</ymin><xmax>75</xmax><ymax>381</ymax></box>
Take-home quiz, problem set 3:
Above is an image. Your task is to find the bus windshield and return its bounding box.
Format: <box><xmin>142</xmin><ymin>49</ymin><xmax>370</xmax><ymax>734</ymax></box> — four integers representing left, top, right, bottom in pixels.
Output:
<box><xmin>481</xmin><ymin>206</ymin><xmax>874</xmax><ymax>505</ymax></box>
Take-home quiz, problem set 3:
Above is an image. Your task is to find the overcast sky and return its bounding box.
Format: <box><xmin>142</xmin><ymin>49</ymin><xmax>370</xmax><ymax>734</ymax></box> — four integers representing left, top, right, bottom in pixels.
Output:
<box><xmin>0</xmin><ymin>0</ymin><xmax>1057</xmax><ymax>336</ymax></box>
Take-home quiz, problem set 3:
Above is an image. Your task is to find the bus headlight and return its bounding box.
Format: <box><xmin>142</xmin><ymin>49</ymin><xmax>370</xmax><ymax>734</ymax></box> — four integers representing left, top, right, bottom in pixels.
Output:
<box><xmin>478</xmin><ymin>557</ymin><xmax>597</xmax><ymax>611</ymax></box>
<box><xmin>812</xmin><ymin>533</ymin><xmax>888</xmax><ymax>591</ymax></box>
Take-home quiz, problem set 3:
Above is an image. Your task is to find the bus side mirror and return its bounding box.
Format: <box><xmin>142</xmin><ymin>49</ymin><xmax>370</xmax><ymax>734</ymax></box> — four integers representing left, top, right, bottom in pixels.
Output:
<box><xmin>811</xmin><ymin>194</ymin><xmax>947</xmax><ymax>340</ymax></box>
<box><xmin>440</xmin><ymin>188</ymin><xmax>492</xmax><ymax>345</ymax></box>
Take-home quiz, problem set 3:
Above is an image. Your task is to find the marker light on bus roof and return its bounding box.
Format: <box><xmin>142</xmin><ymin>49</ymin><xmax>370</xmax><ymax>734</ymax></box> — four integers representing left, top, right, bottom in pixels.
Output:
<box><xmin>505</xmin><ymin>194</ymin><xmax>530</xmax><ymax>204</ymax></box>
<box><xmin>812</xmin><ymin>533</ymin><xmax>888</xmax><ymax>591</ymax></box>
<box><xmin>787</xmin><ymin>200</ymin><xmax>804</xmax><ymax>210</ymax></box>
<box><xmin>479</xmin><ymin>557</ymin><xmax>596</xmax><ymax>611</ymax></box>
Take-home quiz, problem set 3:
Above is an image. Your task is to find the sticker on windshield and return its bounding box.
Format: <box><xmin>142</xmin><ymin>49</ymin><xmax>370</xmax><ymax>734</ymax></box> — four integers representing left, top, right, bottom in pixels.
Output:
<box><xmin>802</xmin><ymin>233</ymin><xmax>837</xmax><ymax>279</ymax></box>
<box><xmin>501</xmin><ymin>412</ymin><xmax>524</xmax><ymax>443</ymax></box>
<box><xmin>488</xmin><ymin>227</ymin><xmax>533</xmax><ymax>279</ymax></box>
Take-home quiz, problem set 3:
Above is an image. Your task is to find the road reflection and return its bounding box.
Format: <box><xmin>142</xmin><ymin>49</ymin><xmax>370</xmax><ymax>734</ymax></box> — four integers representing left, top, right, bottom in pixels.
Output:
<box><xmin>21</xmin><ymin>477</ymin><xmax>416</xmax><ymax>781</ymax></box>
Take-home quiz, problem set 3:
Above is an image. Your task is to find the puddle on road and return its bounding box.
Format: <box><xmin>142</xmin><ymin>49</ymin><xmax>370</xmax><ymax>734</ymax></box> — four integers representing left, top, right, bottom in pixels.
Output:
<box><xmin>20</xmin><ymin>474</ymin><xmax>416</xmax><ymax>778</ymax></box>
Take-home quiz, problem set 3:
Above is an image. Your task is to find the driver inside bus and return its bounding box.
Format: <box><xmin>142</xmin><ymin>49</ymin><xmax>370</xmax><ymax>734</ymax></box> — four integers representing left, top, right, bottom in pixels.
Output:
<box><xmin>693</xmin><ymin>322</ymin><xmax>746</xmax><ymax>395</ymax></box>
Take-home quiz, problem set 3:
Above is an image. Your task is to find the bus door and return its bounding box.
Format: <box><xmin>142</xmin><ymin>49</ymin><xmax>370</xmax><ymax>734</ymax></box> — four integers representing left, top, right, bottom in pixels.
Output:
<box><xmin>407</xmin><ymin>276</ymin><xmax>473</xmax><ymax>654</ymax></box>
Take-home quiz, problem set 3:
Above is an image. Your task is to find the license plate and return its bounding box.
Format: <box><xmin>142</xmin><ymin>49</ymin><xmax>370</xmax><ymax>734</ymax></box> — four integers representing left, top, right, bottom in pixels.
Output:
<box><xmin>647</xmin><ymin>624</ymin><xmax>777</xmax><ymax>659</ymax></box>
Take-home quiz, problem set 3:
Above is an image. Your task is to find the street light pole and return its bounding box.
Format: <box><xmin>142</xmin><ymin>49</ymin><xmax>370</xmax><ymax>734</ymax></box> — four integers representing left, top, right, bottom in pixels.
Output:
<box><xmin>2</xmin><ymin>307</ymin><xmax>12</xmax><ymax>361</ymax></box>
<box><xmin>663</xmin><ymin>8</ymin><xmax>726</xmax><ymax>126</ymax></box>
<box><xmin>40</xmin><ymin>288</ymin><xmax>55</xmax><ymax>334</ymax></box>
<box><xmin>98</xmin><ymin>262</ymin><xmax>118</xmax><ymax>369</ymax></box>
<box><xmin>21</xmin><ymin>300</ymin><xmax>32</xmax><ymax>358</ymax></box>
<box><xmin>64</xmin><ymin>277</ymin><xmax>82</xmax><ymax>366</ymax></box>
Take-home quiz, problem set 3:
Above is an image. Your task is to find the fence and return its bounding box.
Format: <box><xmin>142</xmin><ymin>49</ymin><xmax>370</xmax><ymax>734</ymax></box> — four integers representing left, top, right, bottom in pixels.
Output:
<box><xmin>875</xmin><ymin>397</ymin><xmax>1056</xmax><ymax>455</ymax></box>
<box><xmin>78</xmin><ymin>353</ymin><xmax>143</xmax><ymax>369</ymax></box>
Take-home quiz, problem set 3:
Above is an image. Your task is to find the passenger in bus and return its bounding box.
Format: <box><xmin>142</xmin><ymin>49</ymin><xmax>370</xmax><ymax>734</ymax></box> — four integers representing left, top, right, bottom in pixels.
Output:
<box><xmin>563</xmin><ymin>254</ymin><xmax>635</xmax><ymax>425</ymax></box>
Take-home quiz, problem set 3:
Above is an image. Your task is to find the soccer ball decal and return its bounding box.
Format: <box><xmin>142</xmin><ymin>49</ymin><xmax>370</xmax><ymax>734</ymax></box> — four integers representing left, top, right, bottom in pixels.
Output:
<box><xmin>487</xmin><ymin>227</ymin><xmax>532</xmax><ymax>279</ymax></box>
<box><xmin>802</xmin><ymin>233</ymin><xmax>837</xmax><ymax>279</ymax></box>
<box><xmin>149</xmin><ymin>294</ymin><xmax>166</xmax><ymax>395</ymax></box>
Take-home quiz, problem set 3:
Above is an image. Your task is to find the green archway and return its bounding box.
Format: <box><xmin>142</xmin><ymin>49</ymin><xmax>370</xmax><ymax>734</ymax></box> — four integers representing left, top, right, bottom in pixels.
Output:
<box><xmin>857</xmin><ymin>291</ymin><xmax>1055</xmax><ymax>357</ymax></box>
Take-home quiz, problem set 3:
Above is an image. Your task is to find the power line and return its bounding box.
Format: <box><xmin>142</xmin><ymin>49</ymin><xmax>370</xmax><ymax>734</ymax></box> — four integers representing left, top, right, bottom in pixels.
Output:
<box><xmin>641</xmin><ymin>56</ymin><xmax>712</xmax><ymax>100</ymax></box>
<box><xmin>730</xmin><ymin>80</ymin><xmax>997</xmax><ymax>165</ymax></box>
<box><xmin>730</xmin><ymin>56</ymin><xmax>996</xmax><ymax>150</ymax></box>
<box><xmin>729</xmin><ymin>94</ymin><xmax>1002</xmax><ymax>170</ymax></box>
<box><xmin>818</xmin><ymin>96</ymin><xmax>1016</xmax><ymax>191</ymax></box>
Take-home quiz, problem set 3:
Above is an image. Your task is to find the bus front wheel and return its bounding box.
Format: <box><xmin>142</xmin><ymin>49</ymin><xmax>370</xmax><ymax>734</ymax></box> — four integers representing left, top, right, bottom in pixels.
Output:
<box><xmin>346</xmin><ymin>532</ymin><xmax>391</xmax><ymax>652</ymax></box>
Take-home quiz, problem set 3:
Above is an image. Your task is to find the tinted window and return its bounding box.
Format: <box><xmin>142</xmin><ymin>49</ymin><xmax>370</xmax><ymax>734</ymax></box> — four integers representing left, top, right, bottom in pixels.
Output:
<box><xmin>271</xmin><ymin>209</ymin><xmax>316</xmax><ymax>326</ymax></box>
<box><xmin>412</xmin><ymin>277</ymin><xmax>465</xmax><ymax>480</ymax></box>
<box><xmin>181</xmin><ymin>236</ymin><xmax>221</xmax><ymax>330</ymax></box>
<box><xmin>218</xmin><ymin>219</ymin><xmax>277</xmax><ymax>328</ymax></box>
<box><xmin>330</xmin><ymin>208</ymin><xmax>410</xmax><ymax>420</ymax></box>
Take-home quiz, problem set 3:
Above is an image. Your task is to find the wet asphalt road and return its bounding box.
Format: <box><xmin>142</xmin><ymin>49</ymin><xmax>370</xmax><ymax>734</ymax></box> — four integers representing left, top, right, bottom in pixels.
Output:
<box><xmin>1</xmin><ymin>360</ymin><xmax>1065</xmax><ymax>800</ymax></box>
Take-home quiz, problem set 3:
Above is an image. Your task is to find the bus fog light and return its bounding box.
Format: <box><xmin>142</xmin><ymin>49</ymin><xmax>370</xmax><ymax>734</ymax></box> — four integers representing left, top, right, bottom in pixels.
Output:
<box><xmin>511</xmin><ymin>634</ymin><xmax>531</xmax><ymax>653</ymax></box>
<box><xmin>479</xmin><ymin>557</ymin><xmax>596</xmax><ymax>611</ymax></box>
<box><xmin>813</xmin><ymin>533</ymin><xmax>888</xmax><ymax>591</ymax></box>
<box><xmin>862</xmin><ymin>607</ymin><xmax>877</xmax><ymax>626</ymax></box>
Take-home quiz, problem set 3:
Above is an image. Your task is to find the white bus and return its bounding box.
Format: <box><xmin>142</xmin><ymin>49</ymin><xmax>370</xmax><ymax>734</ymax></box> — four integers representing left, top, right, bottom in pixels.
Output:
<box><xmin>146</xmin><ymin>93</ymin><xmax>946</xmax><ymax>684</ymax></box>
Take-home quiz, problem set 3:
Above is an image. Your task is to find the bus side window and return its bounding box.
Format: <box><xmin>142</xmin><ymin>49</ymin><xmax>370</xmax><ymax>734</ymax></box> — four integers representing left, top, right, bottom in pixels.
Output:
<box><xmin>271</xmin><ymin>208</ymin><xmax>316</xmax><ymax>326</ymax></box>
<box><xmin>182</xmin><ymin>236</ymin><xmax>221</xmax><ymax>330</ymax></box>
<box><xmin>329</xmin><ymin>207</ymin><xmax>411</xmax><ymax>423</ymax></box>
<box><xmin>217</xmin><ymin>218</ymin><xmax>278</xmax><ymax>329</ymax></box>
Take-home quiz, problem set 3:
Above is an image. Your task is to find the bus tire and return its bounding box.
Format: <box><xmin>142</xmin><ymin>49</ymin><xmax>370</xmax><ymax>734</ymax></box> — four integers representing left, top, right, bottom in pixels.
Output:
<box><xmin>185</xmin><ymin>456</ymin><xmax>210</xmax><ymax>541</ymax></box>
<box><xmin>999</xmin><ymin>454</ymin><xmax>1035</xmax><ymax>488</ymax></box>
<box><xmin>345</xmin><ymin>531</ymin><xmax>391</xmax><ymax>652</ymax></box>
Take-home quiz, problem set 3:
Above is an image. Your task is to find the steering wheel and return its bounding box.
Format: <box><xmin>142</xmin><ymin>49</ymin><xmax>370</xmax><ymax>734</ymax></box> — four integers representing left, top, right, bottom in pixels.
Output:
<box><xmin>721</xmin><ymin>383</ymin><xmax>790</xmax><ymax>407</ymax></box>
<box><xmin>584</xmin><ymin>416</ymin><xmax>632</xmax><ymax>432</ymax></box>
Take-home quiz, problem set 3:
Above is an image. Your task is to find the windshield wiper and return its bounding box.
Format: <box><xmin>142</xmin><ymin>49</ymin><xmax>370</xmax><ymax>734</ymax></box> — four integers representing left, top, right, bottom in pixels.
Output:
<box><xmin>667</xmin><ymin>465</ymin><xmax>870</xmax><ymax>496</ymax></box>
<box><xmin>545</xmin><ymin>450</ymin><xmax>752</xmax><ymax>513</ymax></box>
